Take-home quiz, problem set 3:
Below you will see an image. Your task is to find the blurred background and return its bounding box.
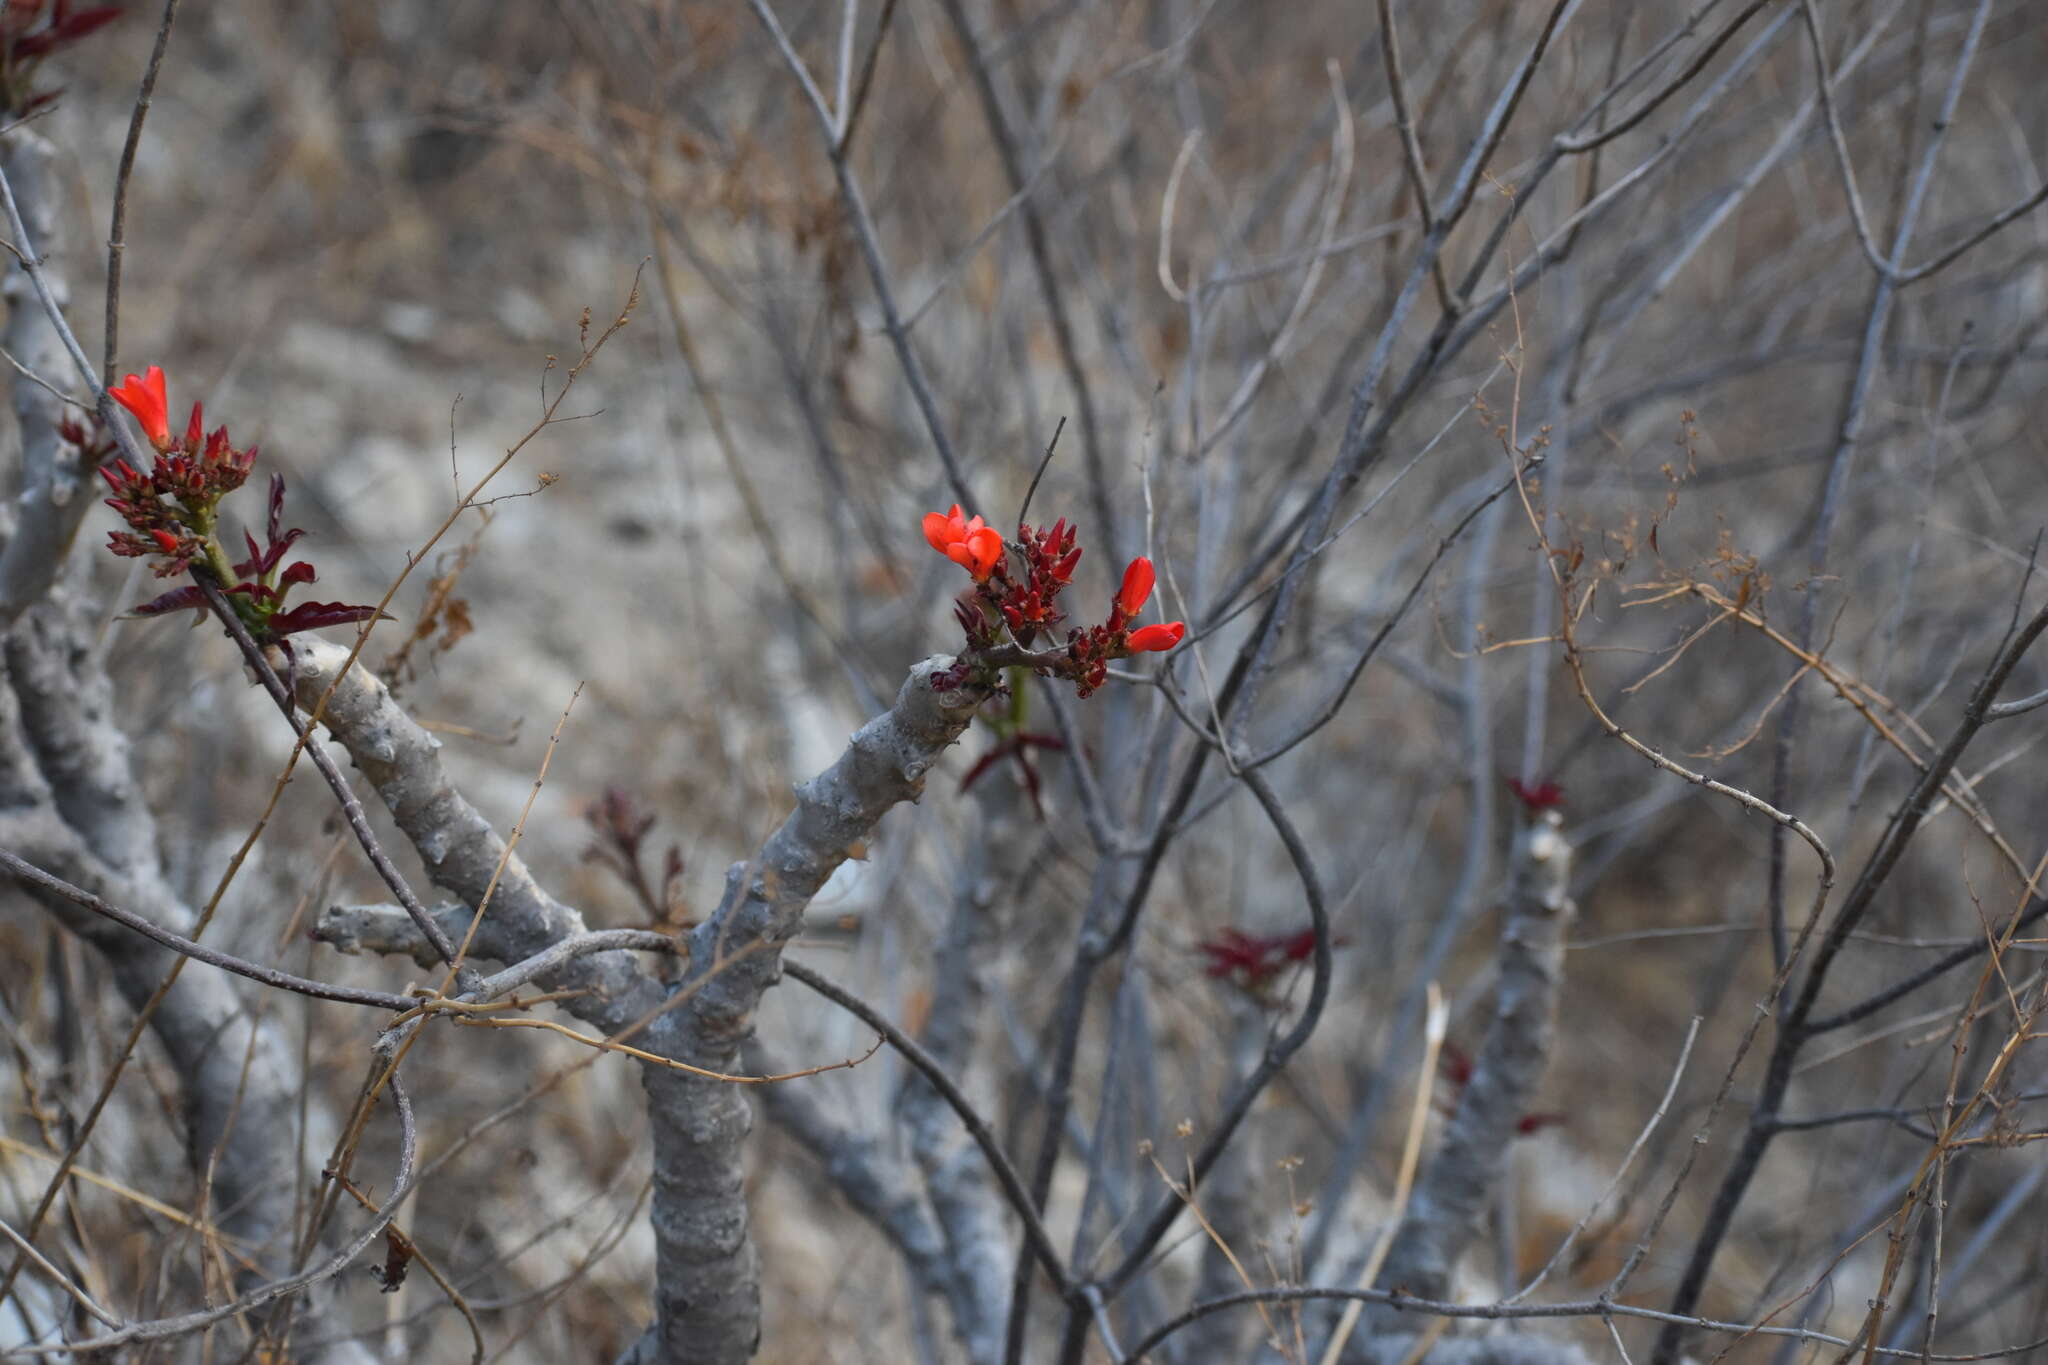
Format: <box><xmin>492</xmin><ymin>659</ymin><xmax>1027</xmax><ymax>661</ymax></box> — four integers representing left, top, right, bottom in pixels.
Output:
<box><xmin>4</xmin><ymin>0</ymin><xmax>2047</xmax><ymax>1360</ymax></box>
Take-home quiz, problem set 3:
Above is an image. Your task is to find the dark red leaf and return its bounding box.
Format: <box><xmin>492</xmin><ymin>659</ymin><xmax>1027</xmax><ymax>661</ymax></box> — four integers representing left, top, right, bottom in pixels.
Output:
<box><xmin>265</xmin><ymin>601</ymin><xmax>388</xmax><ymax>638</ymax></box>
<box><xmin>260</xmin><ymin>526</ymin><xmax>305</xmax><ymax>574</ymax></box>
<box><xmin>1015</xmin><ymin>749</ymin><xmax>1045</xmax><ymax>820</ymax></box>
<box><xmin>1507</xmin><ymin>777</ymin><xmax>1566</xmax><ymax>812</ymax></box>
<box><xmin>12</xmin><ymin>5</ymin><xmax>121</xmax><ymax>58</ymax></box>
<box><xmin>958</xmin><ymin>747</ymin><xmax>1004</xmax><ymax>793</ymax></box>
<box><xmin>126</xmin><ymin>585</ymin><xmax>205</xmax><ymax>618</ymax></box>
<box><xmin>1196</xmin><ymin>928</ymin><xmax>1268</xmax><ymax>979</ymax></box>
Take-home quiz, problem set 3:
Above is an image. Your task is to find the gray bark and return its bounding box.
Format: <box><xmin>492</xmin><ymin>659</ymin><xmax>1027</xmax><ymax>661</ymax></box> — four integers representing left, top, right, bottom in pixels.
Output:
<box><xmin>287</xmin><ymin>637</ymin><xmax>669</xmax><ymax>1034</ymax></box>
<box><xmin>0</xmin><ymin>598</ymin><xmax>376</xmax><ymax>1364</ymax></box>
<box><xmin>297</xmin><ymin>643</ymin><xmax>984</xmax><ymax>1362</ymax></box>
<box><xmin>1374</xmin><ymin>813</ymin><xmax>1573</xmax><ymax>1310</ymax></box>
<box><xmin>0</xmin><ymin>131</ymin><xmax>89</xmax><ymax>625</ymax></box>
<box><xmin>635</xmin><ymin>655</ymin><xmax>980</xmax><ymax>1364</ymax></box>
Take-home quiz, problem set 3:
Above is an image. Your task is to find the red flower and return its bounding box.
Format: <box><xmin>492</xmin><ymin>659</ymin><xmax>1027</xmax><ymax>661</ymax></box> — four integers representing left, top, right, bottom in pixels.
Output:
<box><xmin>1117</xmin><ymin>557</ymin><xmax>1155</xmax><ymax>617</ymax></box>
<box><xmin>922</xmin><ymin>504</ymin><xmax>1004</xmax><ymax>581</ymax></box>
<box><xmin>109</xmin><ymin>365</ymin><xmax>171</xmax><ymax>452</ymax></box>
<box><xmin>1126</xmin><ymin>621</ymin><xmax>1185</xmax><ymax>653</ymax></box>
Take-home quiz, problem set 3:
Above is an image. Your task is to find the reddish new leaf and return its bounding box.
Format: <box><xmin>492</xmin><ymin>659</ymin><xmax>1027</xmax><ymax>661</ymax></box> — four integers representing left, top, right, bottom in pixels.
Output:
<box><xmin>1507</xmin><ymin>776</ymin><xmax>1566</xmax><ymax>812</ymax></box>
<box><xmin>265</xmin><ymin>601</ymin><xmax>386</xmax><ymax>638</ymax></box>
<box><xmin>13</xmin><ymin>7</ymin><xmax>123</xmax><ymax>60</ymax></box>
<box><xmin>126</xmin><ymin>585</ymin><xmax>206</xmax><ymax>619</ymax></box>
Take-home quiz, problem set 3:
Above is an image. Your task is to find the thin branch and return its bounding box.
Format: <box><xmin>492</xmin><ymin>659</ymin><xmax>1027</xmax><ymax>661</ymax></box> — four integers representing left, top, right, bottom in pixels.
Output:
<box><xmin>12</xmin><ymin>1071</ymin><xmax>418</xmax><ymax>1356</ymax></box>
<box><xmin>783</xmin><ymin>959</ymin><xmax>1070</xmax><ymax>1294</ymax></box>
<box><xmin>103</xmin><ymin>0</ymin><xmax>182</xmax><ymax>382</ymax></box>
<box><xmin>1121</xmin><ymin>1284</ymin><xmax>2048</xmax><ymax>1365</ymax></box>
<box><xmin>0</xmin><ymin>849</ymin><xmax>414</xmax><ymax>1012</ymax></box>
<box><xmin>198</xmin><ymin>577</ymin><xmax>470</xmax><ymax>982</ymax></box>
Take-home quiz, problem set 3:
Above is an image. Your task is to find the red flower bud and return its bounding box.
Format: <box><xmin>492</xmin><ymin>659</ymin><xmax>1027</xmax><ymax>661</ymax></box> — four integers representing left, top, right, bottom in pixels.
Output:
<box><xmin>109</xmin><ymin>365</ymin><xmax>172</xmax><ymax>452</ymax></box>
<box><xmin>1126</xmin><ymin>621</ymin><xmax>1184</xmax><ymax>653</ymax></box>
<box><xmin>183</xmin><ymin>401</ymin><xmax>204</xmax><ymax>452</ymax></box>
<box><xmin>1117</xmin><ymin>557</ymin><xmax>1155</xmax><ymax>618</ymax></box>
<box><xmin>149</xmin><ymin>529</ymin><xmax>180</xmax><ymax>555</ymax></box>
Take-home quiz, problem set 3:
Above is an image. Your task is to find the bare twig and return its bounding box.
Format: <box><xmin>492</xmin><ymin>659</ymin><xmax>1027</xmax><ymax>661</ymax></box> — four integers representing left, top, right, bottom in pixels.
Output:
<box><xmin>0</xmin><ymin>849</ymin><xmax>413</xmax><ymax>1012</ymax></box>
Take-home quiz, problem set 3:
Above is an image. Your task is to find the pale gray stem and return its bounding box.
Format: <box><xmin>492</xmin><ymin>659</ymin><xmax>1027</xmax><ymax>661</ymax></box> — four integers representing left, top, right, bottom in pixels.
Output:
<box><xmin>286</xmin><ymin>638</ymin><xmax>668</xmax><ymax>1034</ymax></box>
<box><xmin>634</xmin><ymin>655</ymin><xmax>982</xmax><ymax>1365</ymax></box>
<box><xmin>0</xmin><ymin>598</ymin><xmax>376</xmax><ymax>1364</ymax></box>
<box><xmin>0</xmin><ymin>132</ymin><xmax>88</xmax><ymax>625</ymax></box>
<box><xmin>314</xmin><ymin>902</ymin><xmax>676</xmax><ymax>1003</ymax></box>
<box><xmin>1372</xmin><ymin>813</ymin><xmax>1574</xmax><ymax>1312</ymax></box>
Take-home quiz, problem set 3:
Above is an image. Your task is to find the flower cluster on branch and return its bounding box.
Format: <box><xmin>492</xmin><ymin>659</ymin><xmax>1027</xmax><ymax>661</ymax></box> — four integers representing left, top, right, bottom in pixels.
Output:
<box><xmin>922</xmin><ymin>503</ymin><xmax>1185</xmax><ymax>698</ymax></box>
<box><xmin>102</xmin><ymin>365</ymin><xmax>384</xmax><ymax>641</ymax></box>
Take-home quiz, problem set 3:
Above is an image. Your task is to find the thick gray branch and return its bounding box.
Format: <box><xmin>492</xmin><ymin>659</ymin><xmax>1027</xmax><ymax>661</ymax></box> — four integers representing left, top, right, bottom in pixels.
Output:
<box><xmin>288</xmin><ymin>638</ymin><xmax>666</xmax><ymax>1033</ymax></box>
<box><xmin>0</xmin><ymin>599</ymin><xmax>374</xmax><ymax>1364</ymax></box>
<box><xmin>315</xmin><ymin>901</ymin><xmax>674</xmax><ymax>1002</ymax></box>
<box><xmin>636</xmin><ymin>655</ymin><xmax>982</xmax><ymax>1365</ymax></box>
<box><xmin>0</xmin><ymin>131</ymin><xmax>86</xmax><ymax>625</ymax></box>
<box><xmin>1375</xmin><ymin>813</ymin><xmax>1574</xmax><ymax>1307</ymax></box>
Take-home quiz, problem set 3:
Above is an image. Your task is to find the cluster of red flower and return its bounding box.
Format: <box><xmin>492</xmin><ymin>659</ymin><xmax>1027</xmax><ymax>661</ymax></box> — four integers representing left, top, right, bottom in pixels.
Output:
<box><xmin>101</xmin><ymin>366</ymin><xmax>383</xmax><ymax>641</ymax></box>
<box><xmin>922</xmin><ymin>504</ymin><xmax>1185</xmax><ymax>698</ymax></box>
<box><xmin>100</xmin><ymin>367</ymin><xmax>256</xmax><ymax>575</ymax></box>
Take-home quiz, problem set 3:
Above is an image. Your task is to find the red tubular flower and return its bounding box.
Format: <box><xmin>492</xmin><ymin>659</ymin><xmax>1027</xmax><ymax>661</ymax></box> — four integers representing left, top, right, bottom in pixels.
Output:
<box><xmin>921</xmin><ymin>504</ymin><xmax>1004</xmax><ymax>581</ymax></box>
<box><xmin>1126</xmin><ymin>621</ymin><xmax>1184</xmax><ymax>653</ymax></box>
<box><xmin>1116</xmin><ymin>557</ymin><xmax>1155</xmax><ymax>618</ymax></box>
<box><xmin>109</xmin><ymin>365</ymin><xmax>171</xmax><ymax>452</ymax></box>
